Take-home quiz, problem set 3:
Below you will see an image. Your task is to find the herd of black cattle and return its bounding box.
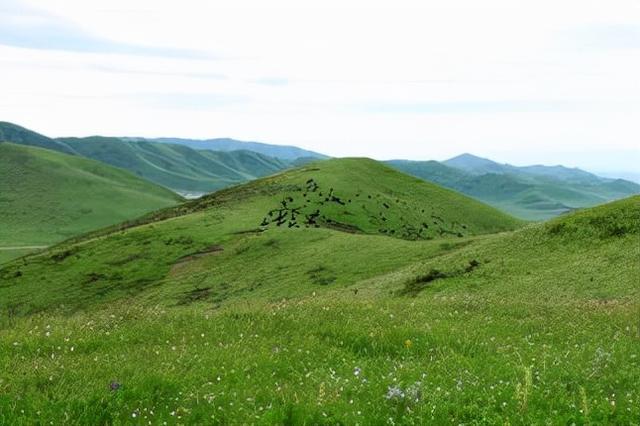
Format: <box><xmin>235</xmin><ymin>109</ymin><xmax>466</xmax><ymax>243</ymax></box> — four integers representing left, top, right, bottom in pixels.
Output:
<box><xmin>259</xmin><ymin>178</ymin><xmax>468</xmax><ymax>240</ymax></box>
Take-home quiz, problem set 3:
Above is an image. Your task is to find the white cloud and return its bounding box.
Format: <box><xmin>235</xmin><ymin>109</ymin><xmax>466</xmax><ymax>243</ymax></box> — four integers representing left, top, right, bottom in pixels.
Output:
<box><xmin>0</xmin><ymin>0</ymin><xmax>638</xmax><ymax>173</ymax></box>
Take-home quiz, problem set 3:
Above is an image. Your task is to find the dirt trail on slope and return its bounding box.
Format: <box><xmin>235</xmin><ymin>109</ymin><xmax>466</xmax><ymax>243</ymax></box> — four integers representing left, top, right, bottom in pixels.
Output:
<box><xmin>0</xmin><ymin>246</ymin><xmax>48</xmax><ymax>250</ymax></box>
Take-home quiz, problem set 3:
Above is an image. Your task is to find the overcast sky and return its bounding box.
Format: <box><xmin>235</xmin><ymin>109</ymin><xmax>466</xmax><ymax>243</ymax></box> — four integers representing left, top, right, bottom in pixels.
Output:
<box><xmin>0</xmin><ymin>0</ymin><xmax>638</xmax><ymax>176</ymax></box>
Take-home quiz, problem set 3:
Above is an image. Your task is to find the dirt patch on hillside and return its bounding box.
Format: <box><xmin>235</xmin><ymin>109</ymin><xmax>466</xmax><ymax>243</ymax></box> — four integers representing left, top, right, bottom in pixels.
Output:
<box><xmin>170</xmin><ymin>245</ymin><xmax>224</xmax><ymax>274</ymax></box>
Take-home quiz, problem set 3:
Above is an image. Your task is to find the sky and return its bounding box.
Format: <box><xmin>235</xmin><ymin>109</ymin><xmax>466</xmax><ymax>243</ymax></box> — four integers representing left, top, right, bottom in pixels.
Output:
<box><xmin>0</xmin><ymin>0</ymin><xmax>638</xmax><ymax>177</ymax></box>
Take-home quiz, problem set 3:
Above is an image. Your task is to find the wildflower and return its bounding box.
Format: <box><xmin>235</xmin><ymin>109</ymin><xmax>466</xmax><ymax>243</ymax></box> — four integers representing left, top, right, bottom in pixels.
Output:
<box><xmin>354</xmin><ymin>367</ymin><xmax>362</xmax><ymax>376</ymax></box>
<box><xmin>406</xmin><ymin>382</ymin><xmax>422</xmax><ymax>402</ymax></box>
<box><xmin>385</xmin><ymin>386</ymin><xmax>405</xmax><ymax>401</ymax></box>
<box><xmin>404</xmin><ymin>339</ymin><xmax>413</xmax><ymax>349</ymax></box>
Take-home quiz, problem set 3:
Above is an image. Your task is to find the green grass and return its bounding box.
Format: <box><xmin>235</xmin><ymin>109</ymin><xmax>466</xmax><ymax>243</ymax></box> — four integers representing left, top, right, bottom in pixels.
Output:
<box><xmin>0</xmin><ymin>143</ymin><xmax>182</xmax><ymax>259</ymax></box>
<box><xmin>0</xmin><ymin>157</ymin><xmax>637</xmax><ymax>424</ymax></box>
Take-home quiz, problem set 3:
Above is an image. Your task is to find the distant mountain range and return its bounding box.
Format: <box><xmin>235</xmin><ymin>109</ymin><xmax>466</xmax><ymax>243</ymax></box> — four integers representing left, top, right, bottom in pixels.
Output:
<box><xmin>124</xmin><ymin>137</ymin><xmax>327</xmax><ymax>161</ymax></box>
<box><xmin>1</xmin><ymin>121</ymin><xmax>637</xmax><ymax>221</ymax></box>
<box><xmin>0</xmin><ymin>122</ymin><xmax>307</xmax><ymax>195</ymax></box>
<box><xmin>59</xmin><ymin>136</ymin><xmax>293</xmax><ymax>194</ymax></box>
<box><xmin>388</xmin><ymin>154</ymin><xmax>640</xmax><ymax>220</ymax></box>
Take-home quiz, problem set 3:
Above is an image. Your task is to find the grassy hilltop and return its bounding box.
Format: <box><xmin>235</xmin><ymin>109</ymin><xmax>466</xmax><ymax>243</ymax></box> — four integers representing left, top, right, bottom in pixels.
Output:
<box><xmin>0</xmin><ymin>143</ymin><xmax>182</xmax><ymax>263</ymax></box>
<box><xmin>0</xmin><ymin>158</ymin><xmax>637</xmax><ymax>424</ymax></box>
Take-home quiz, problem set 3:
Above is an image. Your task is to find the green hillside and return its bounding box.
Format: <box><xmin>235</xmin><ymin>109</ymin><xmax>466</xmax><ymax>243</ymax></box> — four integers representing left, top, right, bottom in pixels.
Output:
<box><xmin>0</xmin><ymin>157</ymin><xmax>522</xmax><ymax>311</ymax></box>
<box><xmin>0</xmin><ymin>143</ymin><xmax>182</xmax><ymax>261</ymax></box>
<box><xmin>58</xmin><ymin>136</ymin><xmax>292</xmax><ymax>193</ymax></box>
<box><xmin>0</xmin><ymin>121</ymin><xmax>77</xmax><ymax>155</ymax></box>
<box><xmin>0</xmin><ymin>122</ymin><xmax>308</xmax><ymax>196</ymax></box>
<box><xmin>0</xmin><ymin>153</ymin><xmax>636</xmax><ymax>423</ymax></box>
<box><xmin>388</xmin><ymin>157</ymin><xmax>640</xmax><ymax>220</ymax></box>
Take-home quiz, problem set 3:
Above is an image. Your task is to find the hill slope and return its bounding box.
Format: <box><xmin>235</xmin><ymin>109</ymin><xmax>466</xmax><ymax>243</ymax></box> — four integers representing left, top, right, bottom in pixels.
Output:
<box><xmin>59</xmin><ymin>136</ymin><xmax>293</xmax><ymax>193</ymax></box>
<box><xmin>0</xmin><ymin>121</ymin><xmax>77</xmax><ymax>155</ymax></box>
<box><xmin>0</xmin><ymin>143</ymin><xmax>182</xmax><ymax>260</ymax></box>
<box><xmin>389</xmin><ymin>156</ymin><xmax>640</xmax><ymax>220</ymax></box>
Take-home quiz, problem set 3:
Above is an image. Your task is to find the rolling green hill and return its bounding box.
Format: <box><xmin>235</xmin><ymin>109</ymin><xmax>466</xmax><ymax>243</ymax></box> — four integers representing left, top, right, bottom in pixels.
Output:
<box><xmin>0</xmin><ymin>121</ymin><xmax>77</xmax><ymax>155</ymax></box>
<box><xmin>0</xmin><ymin>143</ymin><xmax>182</xmax><ymax>262</ymax></box>
<box><xmin>0</xmin><ymin>152</ymin><xmax>637</xmax><ymax>423</ymax></box>
<box><xmin>388</xmin><ymin>156</ymin><xmax>640</xmax><ymax>220</ymax></box>
<box><xmin>58</xmin><ymin>136</ymin><xmax>293</xmax><ymax>194</ymax></box>
<box><xmin>0</xmin><ymin>157</ymin><xmax>521</xmax><ymax>313</ymax></box>
<box><xmin>0</xmin><ymin>122</ymin><xmax>310</xmax><ymax>196</ymax></box>
<box><xmin>5</xmin><ymin>122</ymin><xmax>635</xmax><ymax>220</ymax></box>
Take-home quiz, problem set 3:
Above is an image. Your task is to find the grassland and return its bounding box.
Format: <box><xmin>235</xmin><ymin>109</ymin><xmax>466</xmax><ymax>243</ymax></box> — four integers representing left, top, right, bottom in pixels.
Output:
<box><xmin>0</xmin><ymin>143</ymin><xmax>182</xmax><ymax>262</ymax></box>
<box><xmin>0</xmin><ymin>158</ymin><xmax>637</xmax><ymax>424</ymax></box>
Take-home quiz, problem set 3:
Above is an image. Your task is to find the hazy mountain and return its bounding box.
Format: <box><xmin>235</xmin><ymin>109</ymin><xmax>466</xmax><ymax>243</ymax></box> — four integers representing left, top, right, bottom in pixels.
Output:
<box><xmin>1</xmin><ymin>122</ymin><xmax>322</xmax><ymax>195</ymax></box>
<box><xmin>128</xmin><ymin>137</ymin><xmax>328</xmax><ymax>160</ymax></box>
<box><xmin>389</xmin><ymin>154</ymin><xmax>640</xmax><ymax>220</ymax></box>
<box><xmin>444</xmin><ymin>153</ymin><xmax>609</xmax><ymax>184</ymax></box>
<box><xmin>443</xmin><ymin>153</ymin><xmax>507</xmax><ymax>175</ymax></box>
<box><xmin>59</xmin><ymin>136</ymin><xmax>294</xmax><ymax>193</ymax></box>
